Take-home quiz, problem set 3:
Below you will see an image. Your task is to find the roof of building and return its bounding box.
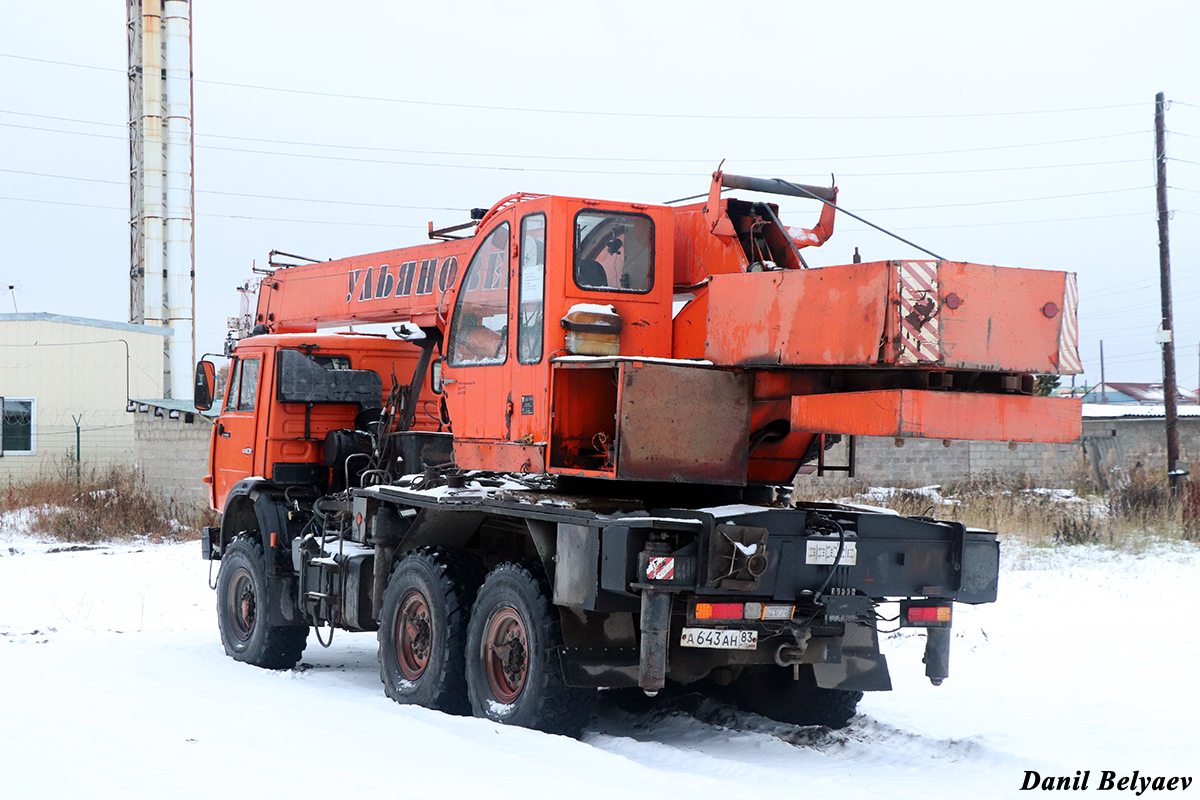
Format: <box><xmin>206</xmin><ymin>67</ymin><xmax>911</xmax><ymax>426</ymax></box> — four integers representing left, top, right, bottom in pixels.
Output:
<box><xmin>0</xmin><ymin>312</ymin><xmax>172</xmax><ymax>336</ymax></box>
<box><xmin>1080</xmin><ymin>382</ymin><xmax>1199</xmax><ymax>404</ymax></box>
<box><xmin>131</xmin><ymin>398</ymin><xmax>218</xmax><ymax>419</ymax></box>
<box><xmin>1083</xmin><ymin>403</ymin><xmax>1200</xmax><ymax>419</ymax></box>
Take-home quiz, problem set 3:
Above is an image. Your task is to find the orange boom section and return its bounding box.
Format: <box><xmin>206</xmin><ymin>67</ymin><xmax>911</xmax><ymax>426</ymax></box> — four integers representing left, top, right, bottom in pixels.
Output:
<box><xmin>702</xmin><ymin>261</ymin><xmax>1077</xmax><ymax>373</ymax></box>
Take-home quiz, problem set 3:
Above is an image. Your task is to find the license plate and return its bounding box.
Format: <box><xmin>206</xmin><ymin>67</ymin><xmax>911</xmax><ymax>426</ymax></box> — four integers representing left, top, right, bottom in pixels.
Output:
<box><xmin>805</xmin><ymin>540</ymin><xmax>857</xmax><ymax>566</ymax></box>
<box><xmin>680</xmin><ymin>627</ymin><xmax>758</xmax><ymax>650</ymax></box>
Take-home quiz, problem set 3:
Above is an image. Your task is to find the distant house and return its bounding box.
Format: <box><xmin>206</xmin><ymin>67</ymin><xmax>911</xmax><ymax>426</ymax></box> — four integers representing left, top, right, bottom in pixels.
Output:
<box><xmin>1079</xmin><ymin>382</ymin><xmax>1199</xmax><ymax>405</ymax></box>
<box><xmin>0</xmin><ymin>313</ymin><xmax>168</xmax><ymax>481</ymax></box>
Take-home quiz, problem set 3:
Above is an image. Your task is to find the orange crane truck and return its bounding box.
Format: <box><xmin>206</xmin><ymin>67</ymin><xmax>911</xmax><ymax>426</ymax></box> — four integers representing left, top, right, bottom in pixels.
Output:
<box><xmin>194</xmin><ymin>170</ymin><xmax>1082</xmax><ymax>735</ymax></box>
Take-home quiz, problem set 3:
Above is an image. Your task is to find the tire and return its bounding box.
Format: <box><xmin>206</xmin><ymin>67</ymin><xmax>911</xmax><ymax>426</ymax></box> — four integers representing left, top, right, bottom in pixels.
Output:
<box><xmin>378</xmin><ymin>547</ymin><xmax>484</xmax><ymax>715</ymax></box>
<box><xmin>732</xmin><ymin>665</ymin><xmax>862</xmax><ymax>729</ymax></box>
<box><xmin>465</xmin><ymin>562</ymin><xmax>594</xmax><ymax>736</ymax></box>
<box><xmin>216</xmin><ymin>535</ymin><xmax>308</xmax><ymax>669</ymax></box>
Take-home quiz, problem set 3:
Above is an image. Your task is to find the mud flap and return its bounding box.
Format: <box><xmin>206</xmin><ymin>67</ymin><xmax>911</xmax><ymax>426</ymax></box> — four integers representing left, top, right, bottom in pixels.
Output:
<box><xmin>812</xmin><ymin>620</ymin><xmax>893</xmax><ymax>692</ymax></box>
<box><xmin>813</xmin><ymin>652</ymin><xmax>892</xmax><ymax>692</ymax></box>
<box><xmin>265</xmin><ymin>575</ymin><xmax>305</xmax><ymax>626</ymax></box>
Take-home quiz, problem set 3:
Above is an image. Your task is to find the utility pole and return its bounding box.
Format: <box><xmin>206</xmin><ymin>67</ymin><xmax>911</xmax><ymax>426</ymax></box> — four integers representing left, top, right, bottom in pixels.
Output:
<box><xmin>1155</xmin><ymin>92</ymin><xmax>1184</xmax><ymax>494</ymax></box>
<box><xmin>1099</xmin><ymin>340</ymin><xmax>1107</xmax><ymax>403</ymax></box>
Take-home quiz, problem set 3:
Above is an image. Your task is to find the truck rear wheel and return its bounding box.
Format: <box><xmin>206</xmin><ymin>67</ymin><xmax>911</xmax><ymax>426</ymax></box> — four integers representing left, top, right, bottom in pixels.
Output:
<box><xmin>378</xmin><ymin>547</ymin><xmax>482</xmax><ymax>715</ymax></box>
<box><xmin>216</xmin><ymin>535</ymin><xmax>308</xmax><ymax>669</ymax></box>
<box><xmin>732</xmin><ymin>665</ymin><xmax>862</xmax><ymax>729</ymax></box>
<box><xmin>465</xmin><ymin>563</ymin><xmax>593</xmax><ymax>737</ymax></box>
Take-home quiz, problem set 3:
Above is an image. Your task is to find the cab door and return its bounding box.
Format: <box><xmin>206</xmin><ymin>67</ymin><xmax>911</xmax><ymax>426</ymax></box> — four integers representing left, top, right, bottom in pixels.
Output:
<box><xmin>509</xmin><ymin>211</ymin><xmax>549</xmax><ymax>443</ymax></box>
<box><xmin>212</xmin><ymin>351</ymin><xmax>265</xmax><ymax>508</ymax></box>
<box><xmin>442</xmin><ymin>213</ymin><xmax>514</xmax><ymax>442</ymax></box>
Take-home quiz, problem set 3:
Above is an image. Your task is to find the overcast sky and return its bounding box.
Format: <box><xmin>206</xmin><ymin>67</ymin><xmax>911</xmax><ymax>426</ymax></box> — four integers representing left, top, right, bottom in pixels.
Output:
<box><xmin>2</xmin><ymin>0</ymin><xmax>1198</xmax><ymax>391</ymax></box>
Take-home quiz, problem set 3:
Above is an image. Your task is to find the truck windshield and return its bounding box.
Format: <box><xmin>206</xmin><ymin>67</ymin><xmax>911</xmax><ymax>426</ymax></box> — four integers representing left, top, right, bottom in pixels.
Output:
<box><xmin>448</xmin><ymin>222</ymin><xmax>511</xmax><ymax>366</ymax></box>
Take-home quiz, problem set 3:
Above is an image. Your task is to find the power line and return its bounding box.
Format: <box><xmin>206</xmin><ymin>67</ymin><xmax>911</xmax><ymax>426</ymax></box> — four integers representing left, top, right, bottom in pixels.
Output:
<box><xmin>0</xmin><ymin>51</ymin><xmax>1152</xmax><ymax>121</ymax></box>
<box><xmin>1080</xmin><ymin>263</ymin><xmax>1200</xmax><ymax>300</ymax></box>
<box><xmin>0</xmin><ymin>194</ymin><xmax>424</xmax><ymax>229</ymax></box>
<box><xmin>855</xmin><ymin>211</ymin><xmax>1148</xmax><ymax>232</ymax></box>
<box><xmin>4</xmin><ymin>165</ymin><xmax>1151</xmax><ymax>217</ymax></box>
<box><xmin>0</xmin><ymin>109</ymin><xmax>124</xmax><ymax>128</ymax></box>
<box><xmin>0</xmin><ymin>107</ymin><xmax>1151</xmax><ymax>163</ymax></box>
<box><xmin>0</xmin><ymin>194</ymin><xmax>122</xmax><ymax>212</ymax></box>
<box><xmin>2</xmin><ymin>190</ymin><xmax>1154</xmax><ymax>239</ymax></box>
<box><xmin>1081</xmin><ymin>287</ymin><xmax>1200</xmax><ymax>319</ymax></box>
<box><xmin>824</xmin><ymin>186</ymin><xmax>1152</xmax><ymax>214</ymax></box>
<box><xmin>0</xmin><ymin>167</ymin><xmax>467</xmax><ymax>211</ymax></box>
<box><xmin>0</xmin><ymin>119</ymin><xmax>1149</xmax><ymax>178</ymax></box>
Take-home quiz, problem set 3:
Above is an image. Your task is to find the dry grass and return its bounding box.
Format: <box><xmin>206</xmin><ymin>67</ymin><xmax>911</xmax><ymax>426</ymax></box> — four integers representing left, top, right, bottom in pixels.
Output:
<box><xmin>1</xmin><ymin>460</ymin><xmax>215</xmax><ymax>543</ymax></box>
<box><xmin>795</xmin><ymin>469</ymin><xmax>1193</xmax><ymax>551</ymax></box>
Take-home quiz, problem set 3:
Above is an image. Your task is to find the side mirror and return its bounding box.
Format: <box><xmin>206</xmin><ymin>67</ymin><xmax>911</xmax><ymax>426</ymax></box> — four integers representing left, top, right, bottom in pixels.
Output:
<box><xmin>194</xmin><ymin>360</ymin><xmax>217</xmax><ymax>411</ymax></box>
<box><xmin>430</xmin><ymin>358</ymin><xmax>444</xmax><ymax>395</ymax></box>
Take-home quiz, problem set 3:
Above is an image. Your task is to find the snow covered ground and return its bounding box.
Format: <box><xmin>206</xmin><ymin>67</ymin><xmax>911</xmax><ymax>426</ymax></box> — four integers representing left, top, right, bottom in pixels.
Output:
<box><xmin>2</xmin><ymin>525</ymin><xmax>1197</xmax><ymax>799</ymax></box>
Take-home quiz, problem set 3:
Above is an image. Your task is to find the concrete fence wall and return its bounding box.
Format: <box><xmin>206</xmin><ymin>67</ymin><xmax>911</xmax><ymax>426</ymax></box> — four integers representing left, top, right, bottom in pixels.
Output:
<box><xmin>805</xmin><ymin>417</ymin><xmax>1200</xmax><ymax>489</ymax></box>
<box><xmin>133</xmin><ymin>409</ymin><xmax>213</xmax><ymax>507</ymax></box>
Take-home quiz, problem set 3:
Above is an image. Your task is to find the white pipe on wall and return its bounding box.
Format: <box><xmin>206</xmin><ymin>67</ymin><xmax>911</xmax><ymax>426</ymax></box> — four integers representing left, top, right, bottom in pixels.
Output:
<box><xmin>163</xmin><ymin>0</ymin><xmax>193</xmax><ymax>400</ymax></box>
<box><xmin>141</xmin><ymin>0</ymin><xmax>164</xmax><ymax>342</ymax></box>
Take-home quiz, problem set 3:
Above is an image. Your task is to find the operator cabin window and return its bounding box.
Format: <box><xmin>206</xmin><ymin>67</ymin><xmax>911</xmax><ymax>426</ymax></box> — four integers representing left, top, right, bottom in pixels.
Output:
<box><xmin>223</xmin><ymin>358</ymin><xmax>261</xmax><ymax>412</ymax></box>
<box><xmin>518</xmin><ymin>213</ymin><xmax>546</xmax><ymax>364</ymax></box>
<box><xmin>448</xmin><ymin>222</ymin><xmax>511</xmax><ymax>366</ymax></box>
<box><xmin>0</xmin><ymin>398</ymin><xmax>35</xmax><ymax>455</ymax></box>
<box><xmin>573</xmin><ymin>211</ymin><xmax>654</xmax><ymax>293</ymax></box>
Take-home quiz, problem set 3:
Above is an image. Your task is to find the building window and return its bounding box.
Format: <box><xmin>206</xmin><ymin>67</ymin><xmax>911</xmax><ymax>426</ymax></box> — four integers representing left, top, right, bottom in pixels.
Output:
<box><xmin>1</xmin><ymin>397</ymin><xmax>35</xmax><ymax>455</ymax></box>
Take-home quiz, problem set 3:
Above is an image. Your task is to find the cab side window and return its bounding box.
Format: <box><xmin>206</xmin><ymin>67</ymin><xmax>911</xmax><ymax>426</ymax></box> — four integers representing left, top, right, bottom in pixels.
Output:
<box><xmin>238</xmin><ymin>358</ymin><xmax>260</xmax><ymax>411</ymax></box>
<box><xmin>448</xmin><ymin>223</ymin><xmax>511</xmax><ymax>366</ymax></box>
<box><xmin>573</xmin><ymin>211</ymin><xmax>654</xmax><ymax>293</ymax></box>
<box><xmin>223</xmin><ymin>359</ymin><xmax>242</xmax><ymax>412</ymax></box>
<box><xmin>518</xmin><ymin>214</ymin><xmax>546</xmax><ymax>364</ymax></box>
<box><xmin>223</xmin><ymin>357</ymin><xmax>261</xmax><ymax>412</ymax></box>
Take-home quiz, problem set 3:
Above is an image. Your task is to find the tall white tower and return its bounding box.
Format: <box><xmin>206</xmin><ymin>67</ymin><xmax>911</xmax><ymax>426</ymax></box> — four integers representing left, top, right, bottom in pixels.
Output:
<box><xmin>129</xmin><ymin>0</ymin><xmax>194</xmax><ymax>399</ymax></box>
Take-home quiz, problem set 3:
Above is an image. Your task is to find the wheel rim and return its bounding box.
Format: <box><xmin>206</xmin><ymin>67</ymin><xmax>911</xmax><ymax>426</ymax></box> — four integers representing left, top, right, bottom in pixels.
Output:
<box><xmin>484</xmin><ymin>605</ymin><xmax>528</xmax><ymax>704</ymax></box>
<box><xmin>395</xmin><ymin>590</ymin><xmax>432</xmax><ymax>680</ymax></box>
<box><xmin>228</xmin><ymin>567</ymin><xmax>256</xmax><ymax>642</ymax></box>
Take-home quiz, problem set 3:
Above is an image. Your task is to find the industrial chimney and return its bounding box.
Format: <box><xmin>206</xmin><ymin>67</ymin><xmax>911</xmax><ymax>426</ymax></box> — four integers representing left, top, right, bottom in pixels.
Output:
<box><xmin>129</xmin><ymin>0</ymin><xmax>194</xmax><ymax>400</ymax></box>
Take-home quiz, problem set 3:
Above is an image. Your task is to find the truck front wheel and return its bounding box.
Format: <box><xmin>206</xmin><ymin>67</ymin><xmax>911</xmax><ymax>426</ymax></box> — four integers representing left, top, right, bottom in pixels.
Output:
<box><xmin>465</xmin><ymin>563</ymin><xmax>593</xmax><ymax>736</ymax></box>
<box><xmin>378</xmin><ymin>547</ymin><xmax>482</xmax><ymax>715</ymax></box>
<box><xmin>732</xmin><ymin>665</ymin><xmax>862</xmax><ymax>729</ymax></box>
<box><xmin>216</xmin><ymin>535</ymin><xmax>308</xmax><ymax>669</ymax></box>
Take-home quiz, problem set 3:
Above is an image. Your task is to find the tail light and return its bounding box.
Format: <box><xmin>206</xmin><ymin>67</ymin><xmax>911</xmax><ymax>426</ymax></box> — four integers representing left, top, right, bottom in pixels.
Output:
<box><xmin>693</xmin><ymin>601</ymin><xmax>796</xmax><ymax>621</ymax></box>
<box><xmin>694</xmin><ymin>602</ymin><xmax>743</xmax><ymax>620</ymax></box>
<box><xmin>900</xmin><ymin>601</ymin><xmax>952</xmax><ymax>627</ymax></box>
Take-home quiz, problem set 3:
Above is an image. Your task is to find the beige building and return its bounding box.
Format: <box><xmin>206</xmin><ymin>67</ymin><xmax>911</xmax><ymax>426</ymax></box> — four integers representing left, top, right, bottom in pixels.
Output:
<box><xmin>0</xmin><ymin>313</ymin><xmax>169</xmax><ymax>482</ymax></box>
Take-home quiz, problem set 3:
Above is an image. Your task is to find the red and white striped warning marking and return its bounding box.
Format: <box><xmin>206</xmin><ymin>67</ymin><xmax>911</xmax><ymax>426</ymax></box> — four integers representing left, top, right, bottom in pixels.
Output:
<box><xmin>1058</xmin><ymin>274</ymin><xmax>1082</xmax><ymax>373</ymax></box>
<box><xmin>897</xmin><ymin>261</ymin><xmax>941</xmax><ymax>364</ymax></box>
<box><xmin>646</xmin><ymin>557</ymin><xmax>675</xmax><ymax>581</ymax></box>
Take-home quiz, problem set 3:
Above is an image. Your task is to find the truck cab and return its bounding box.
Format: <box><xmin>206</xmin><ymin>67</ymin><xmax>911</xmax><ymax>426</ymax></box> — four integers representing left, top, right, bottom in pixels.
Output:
<box><xmin>204</xmin><ymin>332</ymin><xmax>440</xmax><ymax>514</ymax></box>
